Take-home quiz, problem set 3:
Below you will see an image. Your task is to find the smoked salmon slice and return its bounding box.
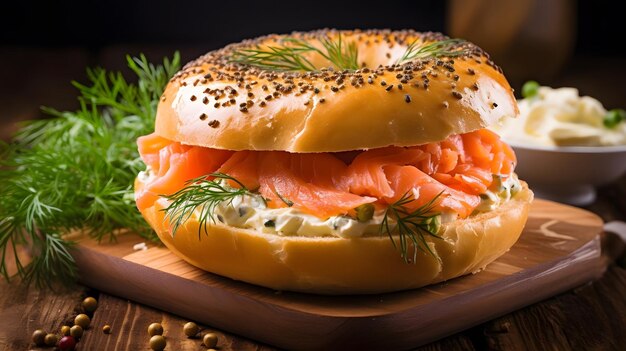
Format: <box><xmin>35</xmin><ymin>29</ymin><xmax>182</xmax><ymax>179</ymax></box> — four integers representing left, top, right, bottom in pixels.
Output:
<box><xmin>256</xmin><ymin>152</ymin><xmax>375</xmax><ymax>218</ymax></box>
<box><xmin>136</xmin><ymin>134</ymin><xmax>233</xmax><ymax>210</ymax></box>
<box><xmin>136</xmin><ymin>129</ymin><xmax>516</xmax><ymax>220</ymax></box>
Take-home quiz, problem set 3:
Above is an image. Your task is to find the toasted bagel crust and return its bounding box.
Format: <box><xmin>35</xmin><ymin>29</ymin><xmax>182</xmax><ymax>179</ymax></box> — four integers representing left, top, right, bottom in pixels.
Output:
<box><xmin>156</xmin><ymin>29</ymin><xmax>518</xmax><ymax>152</ymax></box>
<box><xmin>136</xmin><ymin>177</ymin><xmax>533</xmax><ymax>295</ymax></box>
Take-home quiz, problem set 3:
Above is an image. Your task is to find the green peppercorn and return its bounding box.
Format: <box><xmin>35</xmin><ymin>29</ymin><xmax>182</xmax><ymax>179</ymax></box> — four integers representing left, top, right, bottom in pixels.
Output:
<box><xmin>203</xmin><ymin>333</ymin><xmax>218</xmax><ymax>348</ymax></box>
<box><xmin>70</xmin><ymin>325</ymin><xmax>83</xmax><ymax>339</ymax></box>
<box><xmin>32</xmin><ymin>329</ymin><xmax>46</xmax><ymax>346</ymax></box>
<box><xmin>355</xmin><ymin>203</ymin><xmax>375</xmax><ymax>222</ymax></box>
<box><xmin>74</xmin><ymin>314</ymin><xmax>90</xmax><ymax>329</ymax></box>
<box><xmin>149</xmin><ymin>335</ymin><xmax>166</xmax><ymax>351</ymax></box>
<box><xmin>82</xmin><ymin>296</ymin><xmax>98</xmax><ymax>313</ymax></box>
<box><xmin>103</xmin><ymin>324</ymin><xmax>112</xmax><ymax>334</ymax></box>
<box><xmin>183</xmin><ymin>321</ymin><xmax>199</xmax><ymax>337</ymax></box>
<box><xmin>61</xmin><ymin>325</ymin><xmax>71</xmax><ymax>336</ymax></box>
<box><xmin>148</xmin><ymin>322</ymin><xmax>164</xmax><ymax>336</ymax></box>
<box><xmin>44</xmin><ymin>333</ymin><xmax>58</xmax><ymax>346</ymax></box>
<box><xmin>521</xmin><ymin>80</ymin><xmax>540</xmax><ymax>99</ymax></box>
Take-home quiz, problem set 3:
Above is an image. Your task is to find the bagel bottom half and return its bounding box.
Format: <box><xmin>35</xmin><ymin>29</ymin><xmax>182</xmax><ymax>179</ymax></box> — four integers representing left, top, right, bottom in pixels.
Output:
<box><xmin>136</xmin><ymin>179</ymin><xmax>533</xmax><ymax>295</ymax></box>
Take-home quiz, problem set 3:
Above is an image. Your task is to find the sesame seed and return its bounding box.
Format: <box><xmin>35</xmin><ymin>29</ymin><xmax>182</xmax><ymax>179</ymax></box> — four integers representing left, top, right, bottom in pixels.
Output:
<box><xmin>208</xmin><ymin>120</ymin><xmax>220</xmax><ymax>128</ymax></box>
<box><xmin>405</xmin><ymin>94</ymin><xmax>411</xmax><ymax>103</ymax></box>
<box><xmin>199</xmin><ymin>113</ymin><xmax>207</xmax><ymax>120</ymax></box>
<box><xmin>190</xmin><ymin>95</ymin><xmax>197</xmax><ymax>101</ymax></box>
<box><xmin>452</xmin><ymin>91</ymin><xmax>463</xmax><ymax>99</ymax></box>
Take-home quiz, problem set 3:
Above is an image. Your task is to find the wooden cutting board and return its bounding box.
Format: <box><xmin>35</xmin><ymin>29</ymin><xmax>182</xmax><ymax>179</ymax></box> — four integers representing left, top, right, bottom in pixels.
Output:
<box><xmin>71</xmin><ymin>199</ymin><xmax>605</xmax><ymax>350</ymax></box>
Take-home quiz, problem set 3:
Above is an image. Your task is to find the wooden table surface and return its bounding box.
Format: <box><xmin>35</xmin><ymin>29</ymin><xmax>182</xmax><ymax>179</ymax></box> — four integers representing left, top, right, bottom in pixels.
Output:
<box><xmin>0</xmin><ymin>183</ymin><xmax>623</xmax><ymax>351</ymax></box>
<box><xmin>1</xmin><ymin>50</ymin><xmax>625</xmax><ymax>350</ymax></box>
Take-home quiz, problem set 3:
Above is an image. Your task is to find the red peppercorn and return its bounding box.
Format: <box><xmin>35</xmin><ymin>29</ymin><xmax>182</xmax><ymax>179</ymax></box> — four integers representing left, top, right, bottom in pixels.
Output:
<box><xmin>58</xmin><ymin>336</ymin><xmax>76</xmax><ymax>351</ymax></box>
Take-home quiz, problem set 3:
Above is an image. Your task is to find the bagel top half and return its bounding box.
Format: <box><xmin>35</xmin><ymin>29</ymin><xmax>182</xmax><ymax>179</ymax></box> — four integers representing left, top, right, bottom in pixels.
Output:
<box><xmin>156</xmin><ymin>29</ymin><xmax>518</xmax><ymax>152</ymax></box>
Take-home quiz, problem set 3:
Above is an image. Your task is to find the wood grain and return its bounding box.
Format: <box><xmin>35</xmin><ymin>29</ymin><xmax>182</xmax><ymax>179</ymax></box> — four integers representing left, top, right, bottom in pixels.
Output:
<box><xmin>481</xmin><ymin>265</ymin><xmax>626</xmax><ymax>351</ymax></box>
<box><xmin>2</xmin><ymin>265</ymin><xmax>625</xmax><ymax>350</ymax></box>
<box><xmin>79</xmin><ymin>293</ymin><xmax>276</xmax><ymax>351</ymax></box>
<box><xmin>68</xmin><ymin>199</ymin><xmax>605</xmax><ymax>350</ymax></box>
<box><xmin>0</xmin><ymin>281</ymin><xmax>84</xmax><ymax>350</ymax></box>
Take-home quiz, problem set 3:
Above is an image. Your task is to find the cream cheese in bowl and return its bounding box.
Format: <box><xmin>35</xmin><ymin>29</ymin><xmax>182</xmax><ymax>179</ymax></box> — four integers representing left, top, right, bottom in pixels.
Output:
<box><xmin>493</xmin><ymin>85</ymin><xmax>626</xmax><ymax>147</ymax></box>
<box><xmin>491</xmin><ymin>83</ymin><xmax>626</xmax><ymax>205</ymax></box>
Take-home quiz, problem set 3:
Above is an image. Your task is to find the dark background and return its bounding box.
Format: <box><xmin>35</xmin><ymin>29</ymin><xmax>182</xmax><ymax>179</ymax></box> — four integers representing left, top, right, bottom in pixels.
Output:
<box><xmin>1</xmin><ymin>0</ymin><xmax>624</xmax><ymax>140</ymax></box>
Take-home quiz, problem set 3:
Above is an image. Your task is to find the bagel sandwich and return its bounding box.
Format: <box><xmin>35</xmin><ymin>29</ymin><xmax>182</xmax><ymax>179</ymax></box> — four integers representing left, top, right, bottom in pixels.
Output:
<box><xmin>135</xmin><ymin>29</ymin><xmax>533</xmax><ymax>294</ymax></box>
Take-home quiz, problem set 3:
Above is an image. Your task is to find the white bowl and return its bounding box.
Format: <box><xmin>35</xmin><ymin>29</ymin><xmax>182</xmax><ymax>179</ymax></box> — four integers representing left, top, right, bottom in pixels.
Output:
<box><xmin>507</xmin><ymin>141</ymin><xmax>626</xmax><ymax>206</ymax></box>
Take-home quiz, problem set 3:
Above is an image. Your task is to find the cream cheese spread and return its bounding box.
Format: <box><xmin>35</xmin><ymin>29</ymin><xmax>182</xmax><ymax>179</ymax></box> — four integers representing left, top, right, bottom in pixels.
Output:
<box><xmin>140</xmin><ymin>167</ymin><xmax>521</xmax><ymax>239</ymax></box>
<box><xmin>212</xmin><ymin>176</ymin><xmax>521</xmax><ymax>238</ymax></box>
<box><xmin>492</xmin><ymin>86</ymin><xmax>626</xmax><ymax>146</ymax></box>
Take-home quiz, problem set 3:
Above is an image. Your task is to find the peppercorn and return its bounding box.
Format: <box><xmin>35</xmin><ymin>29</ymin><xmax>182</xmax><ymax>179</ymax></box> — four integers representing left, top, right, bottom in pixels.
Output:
<box><xmin>70</xmin><ymin>325</ymin><xmax>83</xmax><ymax>339</ymax></box>
<box><xmin>32</xmin><ymin>329</ymin><xmax>46</xmax><ymax>346</ymax></box>
<box><xmin>149</xmin><ymin>335</ymin><xmax>166</xmax><ymax>351</ymax></box>
<box><xmin>61</xmin><ymin>325</ymin><xmax>71</xmax><ymax>336</ymax></box>
<box><xmin>103</xmin><ymin>324</ymin><xmax>112</xmax><ymax>334</ymax></box>
<box><xmin>183</xmin><ymin>321</ymin><xmax>199</xmax><ymax>337</ymax></box>
<box><xmin>203</xmin><ymin>333</ymin><xmax>218</xmax><ymax>348</ymax></box>
<box><xmin>82</xmin><ymin>296</ymin><xmax>98</xmax><ymax>313</ymax></box>
<box><xmin>58</xmin><ymin>335</ymin><xmax>76</xmax><ymax>351</ymax></box>
<box><xmin>148</xmin><ymin>322</ymin><xmax>164</xmax><ymax>336</ymax></box>
<box><xmin>44</xmin><ymin>333</ymin><xmax>58</xmax><ymax>346</ymax></box>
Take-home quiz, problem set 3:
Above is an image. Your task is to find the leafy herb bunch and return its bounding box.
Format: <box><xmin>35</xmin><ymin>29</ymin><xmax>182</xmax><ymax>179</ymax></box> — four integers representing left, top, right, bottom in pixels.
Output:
<box><xmin>0</xmin><ymin>53</ymin><xmax>181</xmax><ymax>287</ymax></box>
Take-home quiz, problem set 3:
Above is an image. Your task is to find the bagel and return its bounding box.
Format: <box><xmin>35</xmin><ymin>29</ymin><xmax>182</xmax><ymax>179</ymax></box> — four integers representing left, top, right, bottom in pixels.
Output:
<box><xmin>137</xmin><ymin>178</ymin><xmax>532</xmax><ymax>294</ymax></box>
<box><xmin>135</xmin><ymin>29</ymin><xmax>532</xmax><ymax>295</ymax></box>
<box><xmin>157</xmin><ymin>29</ymin><xmax>518</xmax><ymax>152</ymax></box>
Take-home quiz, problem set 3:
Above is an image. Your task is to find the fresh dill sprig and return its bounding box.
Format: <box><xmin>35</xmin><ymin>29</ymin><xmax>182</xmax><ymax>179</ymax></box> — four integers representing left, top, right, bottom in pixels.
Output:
<box><xmin>380</xmin><ymin>192</ymin><xmax>443</xmax><ymax>263</ymax></box>
<box><xmin>397</xmin><ymin>38</ymin><xmax>468</xmax><ymax>64</ymax></box>
<box><xmin>161</xmin><ymin>173</ymin><xmax>253</xmax><ymax>238</ymax></box>
<box><xmin>0</xmin><ymin>52</ymin><xmax>180</xmax><ymax>288</ymax></box>
<box><xmin>230</xmin><ymin>34</ymin><xmax>359</xmax><ymax>71</ymax></box>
